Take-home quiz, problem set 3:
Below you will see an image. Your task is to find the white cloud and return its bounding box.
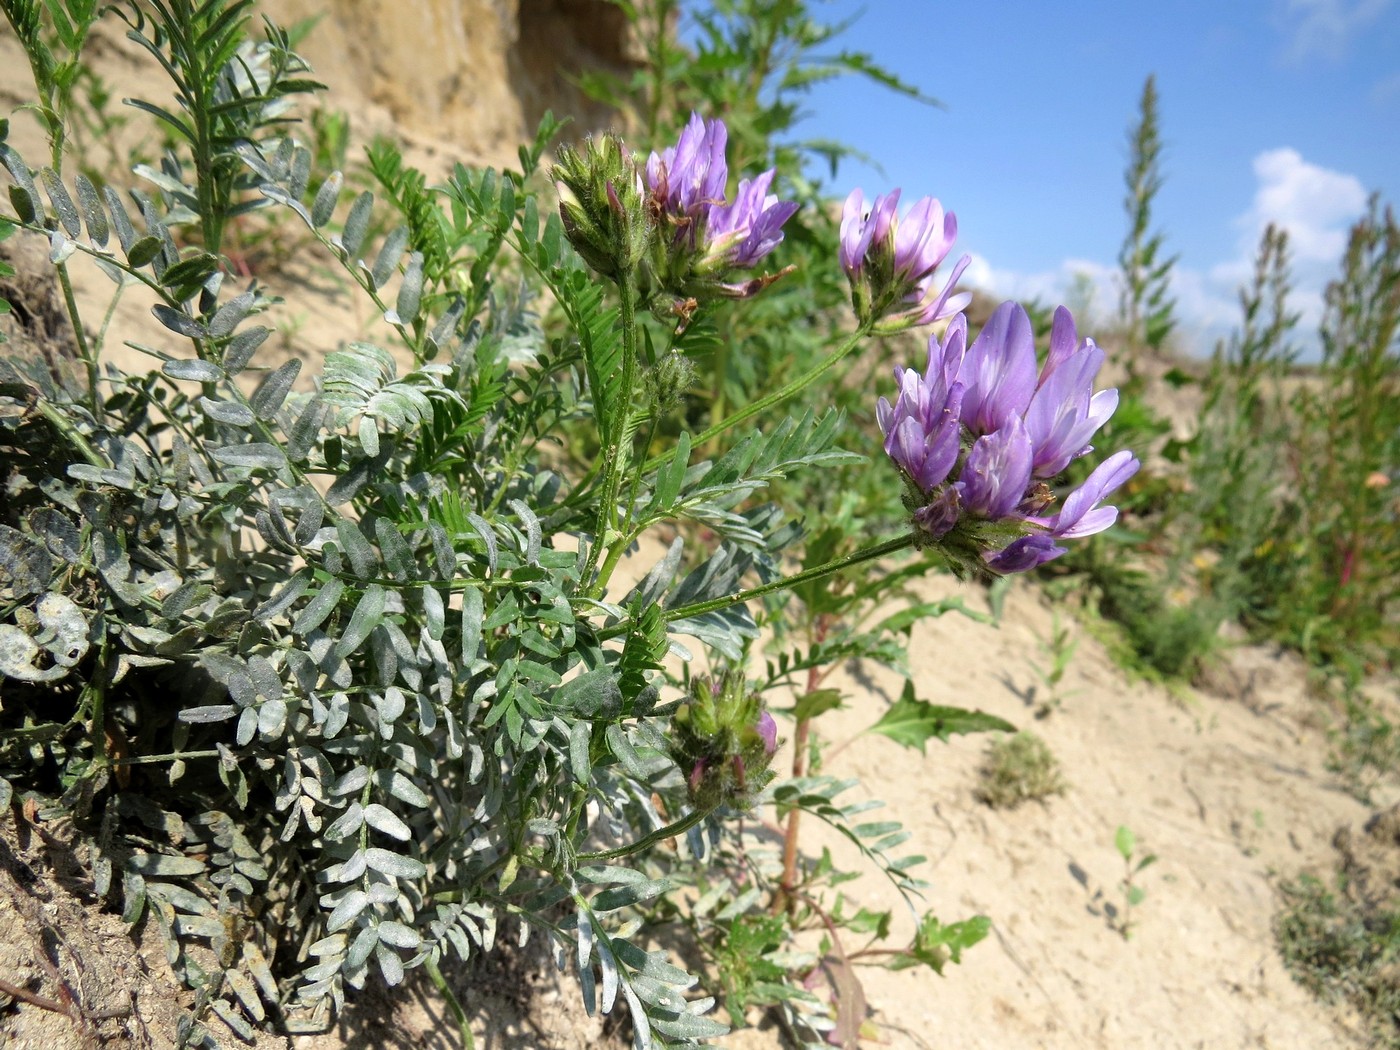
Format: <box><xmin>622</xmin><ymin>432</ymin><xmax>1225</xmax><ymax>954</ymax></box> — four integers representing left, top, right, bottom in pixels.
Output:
<box><xmin>1237</xmin><ymin>147</ymin><xmax>1368</xmax><ymax>263</ymax></box>
<box><xmin>964</xmin><ymin>148</ymin><xmax>1369</xmax><ymax>359</ymax></box>
<box><xmin>1224</xmin><ymin>148</ymin><xmax>1368</xmax><ymax>337</ymax></box>
<box><xmin>1276</xmin><ymin>0</ymin><xmax>1394</xmax><ymax>61</ymax></box>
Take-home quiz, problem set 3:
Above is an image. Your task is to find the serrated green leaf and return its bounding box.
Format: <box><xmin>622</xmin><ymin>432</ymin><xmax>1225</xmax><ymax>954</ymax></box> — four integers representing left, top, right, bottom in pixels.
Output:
<box><xmin>866</xmin><ymin>682</ymin><xmax>1015</xmax><ymax>753</ymax></box>
<box><xmin>792</xmin><ymin>688</ymin><xmax>843</xmax><ymax>722</ymax></box>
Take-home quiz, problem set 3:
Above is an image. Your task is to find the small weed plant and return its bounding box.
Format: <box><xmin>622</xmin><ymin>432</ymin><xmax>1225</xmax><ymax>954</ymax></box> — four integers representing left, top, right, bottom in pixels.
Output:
<box><xmin>1032</xmin><ymin>611</ymin><xmax>1078</xmax><ymax>718</ymax></box>
<box><xmin>1277</xmin><ymin>872</ymin><xmax>1400</xmax><ymax>1048</ymax></box>
<box><xmin>1113</xmin><ymin>824</ymin><xmax>1157</xmax><ymax>940</ymax></box>
<box><xmin>975</xmin><ymin>731</ymin><xmax>1067</xmax><ymax>810</ymax></box>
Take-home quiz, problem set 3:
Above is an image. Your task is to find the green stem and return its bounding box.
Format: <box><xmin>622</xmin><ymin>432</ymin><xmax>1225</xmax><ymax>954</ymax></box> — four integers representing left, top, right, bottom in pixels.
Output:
<box><xmin>35</xmin><ymin>399</ymin><xmax>106</xmax><ymax>468</ymax></box>
<box><xmin>93</xmin><ymin>280</ymin><xmax>127</xmax><ymax>356</ymax></box>
<box><xmin>641</xmin><ymin>323</ymin><xmax>871</xmax><ymax>474</ymax></box>
<box><xmin>88</xmin><ymin>630</ymin><xmax>109</xmax><ymax>767</ymax></box>
<box><xmin>54</xmin><ymin>261</ymin><xmax>100</xmax><ymax>415</ymax></box>
<box><xmin>578</xmin><ymin>804</ymin><xmax>714</xmax><ymax>862</ymax></box>
<box><xmin>605</xmin><ymin>533</ymin><xmax>915</xmax><ymax>637</ymax></box>
<box><xmin>707</xmin><ymin>337</ymin><xmax>730</xmax><ymax>457</ymax></box>
<box><xmin>424</xmin><ymin>955</ymin><xmax>474</xmax><ymax>1050</ymax></box>
<box><xmin>581</xmin><ymin>277</ymin><xmax>641</xmax><ymax>597</ymax></box>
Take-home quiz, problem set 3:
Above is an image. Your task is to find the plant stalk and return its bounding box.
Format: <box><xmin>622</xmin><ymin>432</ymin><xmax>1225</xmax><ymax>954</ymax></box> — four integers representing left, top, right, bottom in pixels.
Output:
<box><xmin>582</xmin><ymin>275</ymin><xmax>641</xmax><ymax>597</ymax></box>
<box><xmin>578</xmin><ymin>804</ymin><xmax>714</xmax><ymax>862</ymax></box>
<box><xmin>641</xmin><ymin>323</ymin><xmax>872</xmax><ymax>474</ymax></box>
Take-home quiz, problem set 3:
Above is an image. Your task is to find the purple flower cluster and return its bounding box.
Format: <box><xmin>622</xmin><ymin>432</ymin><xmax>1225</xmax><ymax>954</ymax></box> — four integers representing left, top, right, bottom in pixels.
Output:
<box><xmin>644</xmin><ymin>113</ymin><xmax>799</xmax><ymax>295</ymax></box>
<box><xmin>877</xmin><ymin>301</ymin><xmax>1140</xmax><ymax>573</ymax></box>
<box><xmin>839</xmin><ymin>188</ymin><xmax>972</xmax><ymax>332</ymax></box>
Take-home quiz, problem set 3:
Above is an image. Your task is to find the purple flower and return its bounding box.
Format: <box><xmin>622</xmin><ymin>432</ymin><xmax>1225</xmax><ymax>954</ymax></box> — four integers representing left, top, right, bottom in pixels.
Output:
<box><xmin>1051</xmin><ymin>450</ymin><xmax>1140</xmax><ymax>539</ymax></box>
<box><xmin>643</xmin><ymin>113</ymin><xmax>799</xmax><ymax>299</ymax></box>
<box><xmin>958</xmin><ymin>301</ymin><xmax>1038</xmax><ymax>437</ymax></box>
<box><xmin>1024</xmin><ymin>308</ymin><xmax>1119</xmax><ymax>477</ymax></box>
<box><xmin>839</xmin><ymin>188</ymin><xmax>901</xmax><ymax>275</ymax></box>
<box><xmin>955</xmin><ymin>418</ymin><xmax>1034</xmax><ymax>520</ymax></box>
<box><xmin>755</xmin><ymin>710</ymin><xmax>778</xmax><ymax>755</ymax></box>
<box><xmin>877</xmin><ymin>315</ymin><xmax>967</xmax><ymax>491</ymax></box>
<box><xmin>645</xmin><ymin>112</ymin><xmax>729</xmax><ymax>228</ymax></box>
<box><xmin>985</xmin><ymin>534</ymin><xmax>1067</xmax><ymax>574</ymax></box>
<box><xmin>839</xmin><ymin>188</ymin><xmax>971</xmax><ymax>331</ymax></box>
<box><xmin>876</xmin><ymin>301</ymin><xmax>1139</xmax><ymax>574</ymax></box>
<box><xmin>705</xmin><ymin>169</ymin><xmax>801</xmax><ymax>268</ymax></box>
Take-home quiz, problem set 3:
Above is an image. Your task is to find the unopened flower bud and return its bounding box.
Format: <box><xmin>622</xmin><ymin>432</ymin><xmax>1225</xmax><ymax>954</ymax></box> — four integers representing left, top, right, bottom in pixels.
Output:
<box><xmin>668</xmin><ymin>673</ymin><xmax>779</xmax><ymax>811</ymax></box>
<box><xmin>646</xmin><ymin>349</ymin><xmax>698</xmax><ymax>417</ymax></box>
<box><xmin>551</xmin><ymin>134</ymin><xmax>649</xmax><ymax>279</ymax></box>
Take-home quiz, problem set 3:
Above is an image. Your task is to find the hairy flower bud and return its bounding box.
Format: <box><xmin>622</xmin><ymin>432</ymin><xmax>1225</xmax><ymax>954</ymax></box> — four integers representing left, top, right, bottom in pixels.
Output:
<box><xmin>646</xmin><ymin>349</ymin><xmax>698</xmax><ymax>417</ymax></box>
<box><xmin>551</xmin><ymin>134</ymin><xmax>649</xmax><ymax>279</ymax></box>
<box><xmin>669</xmin><ymin>673</ymin><xmax>778</xmax><ymax>812</ymax></box>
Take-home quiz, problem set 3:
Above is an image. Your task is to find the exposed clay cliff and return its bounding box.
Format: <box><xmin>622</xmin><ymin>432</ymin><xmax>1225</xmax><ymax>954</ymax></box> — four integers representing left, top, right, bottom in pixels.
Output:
<box><xmin>262</xmin><ymin>0</ymin><xmax>637</xmax><ymax>164</ymax></box>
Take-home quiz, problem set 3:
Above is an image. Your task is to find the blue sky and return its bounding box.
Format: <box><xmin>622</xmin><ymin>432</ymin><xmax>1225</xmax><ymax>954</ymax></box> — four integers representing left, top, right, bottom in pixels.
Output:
<box><xmin>762</xmin><ymin>0</ymin><xmax>1399</xmax><ymax>354</ymax></box>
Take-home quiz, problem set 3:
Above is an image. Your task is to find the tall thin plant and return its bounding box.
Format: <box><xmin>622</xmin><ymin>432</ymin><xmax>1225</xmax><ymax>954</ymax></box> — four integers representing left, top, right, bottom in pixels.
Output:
<box><xmin>1117</xmin><ymin>74</ymin><xmax>1177</xmax><ymax>373</ymax></box>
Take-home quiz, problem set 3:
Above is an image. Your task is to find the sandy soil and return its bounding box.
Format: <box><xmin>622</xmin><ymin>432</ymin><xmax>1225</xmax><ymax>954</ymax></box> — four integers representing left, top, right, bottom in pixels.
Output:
<box><xmin>716</xmin><ymin>571</ymin><xmax>1380</xmax><ymax>1050</ymax></box>
<box><xmin>2</xmin><ymin>14</ymin><xmax>1392</xmax><ymax>1050</ymax></box>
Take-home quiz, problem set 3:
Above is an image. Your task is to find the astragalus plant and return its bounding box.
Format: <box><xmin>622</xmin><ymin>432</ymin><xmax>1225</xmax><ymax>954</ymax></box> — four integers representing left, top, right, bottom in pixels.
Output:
<box><xmin>0</xmin><ymin>2</ymin><xmax>1137</xmax><ymax>1047</ymax></box>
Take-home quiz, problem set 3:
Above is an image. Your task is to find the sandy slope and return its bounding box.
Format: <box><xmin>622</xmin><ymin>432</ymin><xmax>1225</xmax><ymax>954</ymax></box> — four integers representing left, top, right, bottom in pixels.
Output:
<box><xmin>720</xmin><ymin>571</ymin><xmax>1375</xmax><ymax>1049</ymax></box>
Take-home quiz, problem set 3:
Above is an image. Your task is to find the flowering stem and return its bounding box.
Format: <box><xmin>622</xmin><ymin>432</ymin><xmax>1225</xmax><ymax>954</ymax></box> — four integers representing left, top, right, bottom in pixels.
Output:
<box><xmin>577</xmin><ymin>804</ymin><xmax>714</xmax><ymax>862</ymax></box>
<box><xmin>641</xmin><ymin>322</ymin><xmax>873</xmax><ymax>474</ymax></box>
<box><xmin>594</xmin><ymin>532</ymin><xmax>914</xmax><ymax>643</ymax></box>
<box><xmin>662</xmin><ymin>533</ymin><xmax>913</xmax><ymax>624</ymax></box>
<box><xmin>582</xmin><ymin>276</ymin><xmax>641</xmax><ymax>597</ymax></box>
